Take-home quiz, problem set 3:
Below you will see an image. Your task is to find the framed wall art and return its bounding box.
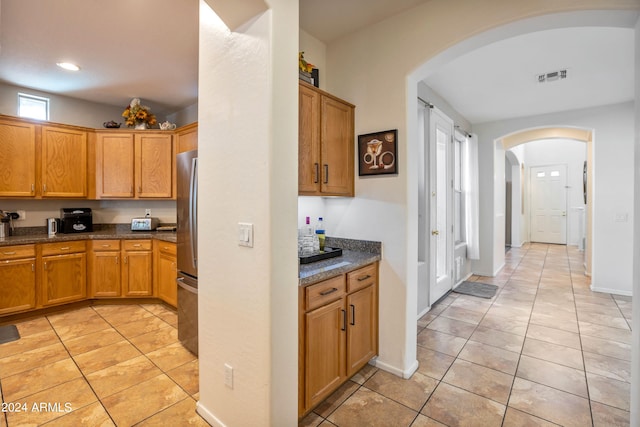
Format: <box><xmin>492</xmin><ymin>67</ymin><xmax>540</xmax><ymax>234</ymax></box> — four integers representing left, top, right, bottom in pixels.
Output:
<box><xmin>358</xmin><ymin>129</ymin><xmax>398</xmax><ymax>176</ymax></box>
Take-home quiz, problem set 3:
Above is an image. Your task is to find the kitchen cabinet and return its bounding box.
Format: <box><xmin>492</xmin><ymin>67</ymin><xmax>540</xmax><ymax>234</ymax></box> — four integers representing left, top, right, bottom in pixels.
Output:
<box><xmin>0</xmin><ymin>245</ymin><xmax>37</xmax><ymax>315</ymax></box>
<box><xmin>40</xmin><ymin>241</ymin><xmax>87</xmax><ymax>306</ymax></box>
<box><xmin>299</xmin><ymin>262</ymin><xmax>378</xmax><ymax>417</ymax></box>
<box><xmin>41</xmin><ymin>125</ymin><xmax>88</xmax><ymax>198</ymax></box>
<box><xmin>175</xmin><ymin>122</ymin><xmax>198</xmax><ymax>153</ymax></box>
<box><xmin>88</xmin><ymin>240</ymin><xmax>122</xmax><ymax>297</ymax></box>
<box><xmin>155</xmin><ymin>241</ymin><xmax>177</xmax><ymax>307</ymax></box>
<box><xmin>298</xmin><ymin>81</ymin><xmax>354</xmax><ymax>197</ymax></box>
<box><xmin>0</xmin><ymin>117</ymin><xmax>37</xmax><ymax>197</ymax></box>
<box><xmin>95</xmin><ymin>131</ymin><xmax>174</xmax><ymax>199</ymax></box>
<box><xmin>122</xmin><ymin>240</ymin><xmax>153</xmax><ymax>297</ymax></box>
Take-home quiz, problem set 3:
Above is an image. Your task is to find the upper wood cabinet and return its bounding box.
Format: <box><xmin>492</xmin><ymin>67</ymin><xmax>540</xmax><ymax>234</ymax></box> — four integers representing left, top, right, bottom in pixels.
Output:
<box><xmin>41</xmin><ymin>125</ymin><xmax>88</xmax><ymax>198</ymax></box>
<box><xmin>175</xmin><ymin>122</ymin><xmax>198</xmax><ymax>153</ymax></box>
<box><xmin>299</xmin><ymin>81</ymin><xmax>354</xmax><ymax>197</ymax></box>
<box><xmin>95</xmin><ymin>131</ymin><xmax>174</xmax><ymax>199</ymax></box>
<box><xmin>0</xmin><ymin>118</ymin><xmax>37</xmax><ymax>197</ymax></box>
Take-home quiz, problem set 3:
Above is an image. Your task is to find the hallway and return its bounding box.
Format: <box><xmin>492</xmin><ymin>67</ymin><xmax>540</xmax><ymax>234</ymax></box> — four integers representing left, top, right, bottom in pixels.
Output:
<box><xmin>300</xmin><ymin>243</ymin><xmax>632</xmax><ymax>426</ymax></box>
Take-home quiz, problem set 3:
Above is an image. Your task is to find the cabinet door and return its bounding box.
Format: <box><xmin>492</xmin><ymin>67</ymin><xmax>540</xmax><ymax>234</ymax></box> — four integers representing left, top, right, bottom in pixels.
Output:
<box><xmin>0</xmin><ymin>119</ymin><xmax>36</xmax><ymax>197</ymax></box>
<box><xmin>320</xmin><ymin>96</ymin><xmax>354</xmax><ymax>196</ymax></box>
<box><xmin>41</xmin><ymin>126</ymin><xmax>87</xmax><ymax>197</ymax></box>
<box><xmin>123</xmin><ymin>250</ymin><xmax>153</xmax><ymax>296</ymax></box>
<box><xmin>157</xmin><ymin>251</ymin><xmax>177</xmax><ymax>306</ymax></box>
<box><xmin>299</xmin><ymin>83</ymin><xmax>321</xmax><ymax>194</ymax></box>
<box><xmin>0</xmin><ymin>258</ymin><xmax>36</xmax><ymax>315</ymax></box>
<box><xmin>346</xmin><ymin>285</ymin><xmax>377</xmax><ymax>376</ymax></box>
<box><xmin>135</xmin><ymin>134</ymin><xmax>173</xmax><ymax>198</ymax></box>
<box><xmin>95</xmin><ymin>133</ymin><xmax>135</xmax><ymax>198</ymax></box>
<box><xmin>305</xmin><ymin>298</ymin><xmax>346</xmax><ymax>409</ymax></box>
<box><xmin>41</xmin><ymin>253</ymin><xmax>87</xmax><ymax>306</ymax></box>
<box><xmin>90</xmin><ymin>252</ymin><xmax>121</xmax><ymax>297</ymax></box>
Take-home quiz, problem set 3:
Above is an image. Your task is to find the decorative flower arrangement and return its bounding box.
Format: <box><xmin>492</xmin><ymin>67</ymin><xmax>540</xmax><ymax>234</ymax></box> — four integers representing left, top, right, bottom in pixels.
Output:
<box><xmin>299</xmin><ymin>52</ymin><xmax>314</xmax><ymax>73</ymax></box>
<box><xmin>122</xmin><ymin>98</ymin><xmax>157</xmax><ymax>128</ymax></box>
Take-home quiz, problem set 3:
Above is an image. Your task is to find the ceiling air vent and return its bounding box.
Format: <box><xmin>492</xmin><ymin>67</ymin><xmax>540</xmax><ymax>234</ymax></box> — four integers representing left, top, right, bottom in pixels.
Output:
<box><xmin>537</xmin><ymin>69</ymin><xmax>568</xmax><ymax>83</ymax></box>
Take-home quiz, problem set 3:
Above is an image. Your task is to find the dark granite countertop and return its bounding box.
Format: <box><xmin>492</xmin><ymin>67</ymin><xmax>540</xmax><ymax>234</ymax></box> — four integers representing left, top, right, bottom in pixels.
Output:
<box><xmin>0</xmin><ymin>224</ymin><xmax>176</xmax><ymax>246</ymax></box>
<box><xmin>299</xmin><ymin>237</ymin><xmax>381</xmax><ymax>287</ymax></box>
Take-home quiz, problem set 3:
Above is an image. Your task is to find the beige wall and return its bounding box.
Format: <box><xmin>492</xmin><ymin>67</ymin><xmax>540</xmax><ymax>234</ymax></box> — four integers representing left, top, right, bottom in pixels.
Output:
<box><xmin>196</xmin><ymin>0</ymin><xmax>298</xmax><ymax>425</ymax></box>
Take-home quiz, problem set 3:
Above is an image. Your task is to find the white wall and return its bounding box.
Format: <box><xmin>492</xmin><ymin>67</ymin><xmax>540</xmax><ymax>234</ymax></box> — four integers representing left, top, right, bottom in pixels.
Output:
<box><xmin>299</xmin><ymin>30</ymin><xmax>327</xmax><ymax>91</ymax></box>
<box><xmin>197</xmin><ymin>1</ymin><xmax>298</xmax><ymax>425</ymax></box>
<box><xmin>0</xmin><ymin>82</ymin><xmax>196</xmax><ymax>128</ymax></box>
<box><xmin>631</xmin><ymin>14</ymin><xmax>640</xmax><ymax>427</ymax></box>
<box><xmin>474</xmin><ymin>102</ymin><xmax>635</xmax><ymax>295</ymax></box>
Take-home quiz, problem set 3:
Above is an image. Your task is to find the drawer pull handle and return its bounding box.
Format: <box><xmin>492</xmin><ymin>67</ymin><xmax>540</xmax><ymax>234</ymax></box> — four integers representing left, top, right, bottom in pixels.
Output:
<box><xmin>350</xmin><ymin>304</ymin><xmax>356</xmax><ymax>325</ymax></box>
<box><xmin>319</xmin><ymin>287</ymin><xmax>338</xmax><ymax>296</ymax></box>
<box><xmin>101</xmin><ymin>244</ymin><xmax>111</xmax><ymax>248</ymax></box>
<box><xmin>2</xmin><ymin>251</ymin><xmax>16</xmax><ymax>255</ymax></box>
<box><xmin>357</xmin><ymin>274</ymin><xmax>372</xmax><ymax>282</ymax></box>
<box><xmin>341</xmin><ymin>309</ymin><xmax>347</xmax><ymax>331</ymax></box>
<box><xmin>60</xmin><ymin>247</ymin><xmax>70</xmax><ymax>251</ymax></box>
<box><xmin>133</xmin><ymin>244</ymin><xmax>142</xmax><ymax>247</ymax></box>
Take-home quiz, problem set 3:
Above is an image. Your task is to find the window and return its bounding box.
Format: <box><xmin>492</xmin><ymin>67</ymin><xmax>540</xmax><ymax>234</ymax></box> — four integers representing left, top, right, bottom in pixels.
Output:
<box><xmin>454</xmin><ymin>132</ymin><xmax>465</xmax><ymax>243</ymax></box>
<box><xmin>18</xmin><ymin>93</ymin><xmax>49</xmax><ymax>120</ymax></box>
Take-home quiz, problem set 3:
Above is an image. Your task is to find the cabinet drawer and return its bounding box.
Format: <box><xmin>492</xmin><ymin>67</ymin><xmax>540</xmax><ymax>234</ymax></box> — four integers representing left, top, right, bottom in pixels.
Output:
<box><xmin>0</xmin><ymin>245</ymin><xmax>36</xmax><ymax>260</ymax></box>
<box><xmin>123</xmin><ymin>240</ymin><xmax>152</xmax><ymax>251</ymax></box>
<box><xmin>157</xmin><ymin>242</ymin><xmax>176</xmax><ymax>256</ymax></box>
<box><xmin>347</xmin><ymin>263</ymin><xmax>378</xmax><ymax>293</ymax></box>
<box><xmin>91</xmin><ymin>240</ymin><xmax>121</xmax><ymax>251</ymax></box>
<box><xmin>305</xmin><ymin>275</ymin><xmax>346</xmax><ymax>311</ymax></box>
<box><xmin>41</xmin><ymin>241</ymin><xmax>86</xmax><ymax>256</ymax></box>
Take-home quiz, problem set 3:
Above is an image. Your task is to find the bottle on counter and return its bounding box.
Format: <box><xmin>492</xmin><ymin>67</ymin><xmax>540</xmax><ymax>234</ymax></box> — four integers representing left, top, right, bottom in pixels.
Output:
<box><xmin>315</xmin><ymin>217</ymin><xmax>326</xmax><ymax>252</ymax></box>
<box><xmin>299</xmin><ymin>216</ymin><xmax>316</xmax><ymax>255</ymax></box>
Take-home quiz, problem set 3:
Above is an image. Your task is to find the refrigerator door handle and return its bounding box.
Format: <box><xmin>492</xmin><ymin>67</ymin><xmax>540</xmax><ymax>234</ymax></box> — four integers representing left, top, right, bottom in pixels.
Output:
<box><xmin>177</xmin><ymin>277</ymin><xmax>198</xmax><ymax>294</ymax></box>
<box><xmin>189</xmin><ymin>157</ymin><xmax>198</xmax><ymax>270</ymax></box>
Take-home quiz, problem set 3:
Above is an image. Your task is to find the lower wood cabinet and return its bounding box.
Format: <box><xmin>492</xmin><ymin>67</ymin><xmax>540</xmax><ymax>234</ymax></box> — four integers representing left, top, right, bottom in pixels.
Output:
<box><xmin>89</xmin><ymin>240</ymin><xmax>122</xmax><ymax>297</ymax></box>
<box><xmin>0</xmin><ymin>245</ymin><xmax>37</xmax><ymax>315</ymax></box>
<box><xmin>122</xmin><ymin>240</ymin><xmax>153</xmax><ymax>297</ymax></box>
<box><xmin>88</xmin><ymin>239</ymin><xmax>153</xmax><ymax>298</ymax></box>
<box><xmin>154</xmin><ymin>241</ymin><xmax>177</xmax><ymax>307</ymax></box>
<box><xmin>299</xmin><ymin>262</ymin><xmax>378</xmax><ymax>418</ymax></box>
<box><xmin>41</xmin><ymin>241</ymin><xmax>87</xmax><ymax>306</ymax></box>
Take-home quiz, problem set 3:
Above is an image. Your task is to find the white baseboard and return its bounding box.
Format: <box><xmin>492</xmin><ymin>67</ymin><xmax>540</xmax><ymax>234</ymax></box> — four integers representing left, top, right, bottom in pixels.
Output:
<box><xmin>196</xmin><ymin>402</ymin><xmax>227</xmax><ymax>427</ymax></box>
<box><xmin>417</xmin><ymin>305</ymin><xmax>431</xmax><ymax>319</ymax></box>
<box><xmin>373</xmin><ymin>358</ymin><xmax>419</xmax><ymax>379</ymax></box>
<box><xmin>589</xmin><ymin>285</ymin><xmax>633</xmax><ymax>297</ymax></box>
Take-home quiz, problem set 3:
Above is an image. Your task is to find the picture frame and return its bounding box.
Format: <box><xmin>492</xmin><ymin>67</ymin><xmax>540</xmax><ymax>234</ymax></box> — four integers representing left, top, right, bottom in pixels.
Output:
<box><xmin>358</xmin><ymin>129</ymin><xmax>398</xmax><ymax>176</ymax></box>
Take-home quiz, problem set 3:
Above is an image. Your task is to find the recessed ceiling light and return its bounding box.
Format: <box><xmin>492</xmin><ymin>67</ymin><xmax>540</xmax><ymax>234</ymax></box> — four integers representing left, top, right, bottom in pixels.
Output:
<box><xmin>56</xmin><ymin>62</ymin><xmax>80</xmax><ymax>71</ymax></box>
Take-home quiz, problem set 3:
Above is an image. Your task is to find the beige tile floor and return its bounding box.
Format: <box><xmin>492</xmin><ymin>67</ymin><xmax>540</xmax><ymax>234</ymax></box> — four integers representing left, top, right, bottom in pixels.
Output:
<box><xmin>300</xmin><ymin>243</ymin><xmax>633</xmax><ymax>427</ymax></box>
<box><xmin>0</xmin><ymin>303</ymin><xmax>208</xmax><ymax>426</ymax></box>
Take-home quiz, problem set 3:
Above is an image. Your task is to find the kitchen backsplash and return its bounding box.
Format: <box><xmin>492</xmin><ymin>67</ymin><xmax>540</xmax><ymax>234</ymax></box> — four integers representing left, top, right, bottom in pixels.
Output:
<box><xmin>0</xmin><ymin>199</ymin><xmax>176</xmax><ymax>229</ymax></box>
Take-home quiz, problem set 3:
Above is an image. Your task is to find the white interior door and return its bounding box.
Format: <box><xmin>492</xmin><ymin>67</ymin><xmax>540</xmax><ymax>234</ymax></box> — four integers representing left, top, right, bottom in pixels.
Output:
<box><xmin>530</xmin><ymin>164</ymin><xmax>567</xmax><ymax>244</ymax></box>
<box><xmin>429</xmin><ymin>108</ymin><xmax>453</xmax><ymax>303</ymax></box>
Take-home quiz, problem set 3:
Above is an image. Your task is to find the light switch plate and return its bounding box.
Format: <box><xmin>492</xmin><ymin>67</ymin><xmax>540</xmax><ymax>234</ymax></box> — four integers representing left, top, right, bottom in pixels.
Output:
<box><xmin>238</xmin><ymin>222</ymin><xmax>253</xmax><ymax>247</ymax></box>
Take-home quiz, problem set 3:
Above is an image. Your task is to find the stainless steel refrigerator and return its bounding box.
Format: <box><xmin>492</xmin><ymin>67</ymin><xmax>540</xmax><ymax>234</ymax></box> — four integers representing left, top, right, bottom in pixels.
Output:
<box><xmin>176</xmin><ymin>149</ymin><xmax>198</xmax><ymax>355</ymax></box>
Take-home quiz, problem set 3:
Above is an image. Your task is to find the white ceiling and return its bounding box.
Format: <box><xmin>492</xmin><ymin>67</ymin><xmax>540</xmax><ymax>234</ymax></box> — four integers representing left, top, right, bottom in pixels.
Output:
<box><xmin>424</xmin><ymin>26</ymin><xmax>635</xmax><ymax>124</ymax></box>
<box><xmin>0</xmin><ymin>0</ymin><xmax>199</xmax><ymax>116</ymax></box>
<box><xmin>0</xmin><ymin>1</ymin><xmax>635</xmax><ymax>123</ymax></box>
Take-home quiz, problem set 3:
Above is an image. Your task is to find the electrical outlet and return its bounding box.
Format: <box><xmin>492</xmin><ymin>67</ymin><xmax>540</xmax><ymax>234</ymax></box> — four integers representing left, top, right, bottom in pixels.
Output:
<box><xmin>224</xmin><ymin>363</ymin><xmax>234</xmax><ymax>389</ymax></box>
<box><xmin>145</xmin><ymin>209</ymin><xmax>151</xmax><ymax>217</ymax></box>
<box><xmin>16</xmin><ymin>210</ymin><xmax>26</xmax><ymax>221</ymax></box>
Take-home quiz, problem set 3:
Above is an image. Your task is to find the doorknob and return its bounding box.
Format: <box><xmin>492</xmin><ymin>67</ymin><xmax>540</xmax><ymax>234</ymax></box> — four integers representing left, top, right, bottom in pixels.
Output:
<box><xmin>432</xmin><ymin>230</ymin><xmax>440</xmax><ymax>236</ymax></box>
